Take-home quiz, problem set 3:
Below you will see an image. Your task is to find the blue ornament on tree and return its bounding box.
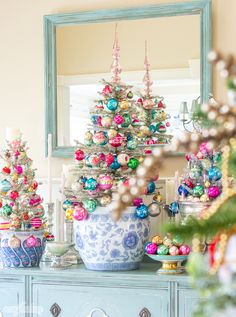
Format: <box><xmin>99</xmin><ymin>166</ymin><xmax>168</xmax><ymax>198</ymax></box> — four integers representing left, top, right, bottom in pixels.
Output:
<box><xmin>85</xmin><ymin>178</ymin><xmax>98</xmax><ymax>191</ymax></box>
<box><xmin>149</xmin><ymin>124</ymin><xmax>157</xmax><ymax>133</ymax></box>
<box><xmin>90</xmin><ymin>115</ymin><xmax>100</xmax><ymax>125</ymax></box>
<box><xmin>147</xmin><ymin>181</ymin><xmax>156</xmax><ymax>194</ymax></box>
<box><xmin>169</xmin><ymin>202</ymin><xmax>180</xmax><ymax>215</ymax></box>
<box><xmin>110</xmin><ymin>155</ymin><xmax>121</xmax><ymax>170</ymax></box>
<box><xmin>135</xmin><ymin>204</ymin><xmax>149</xmax><ymax>219</ymax></box>
<box><xmin>207</xmin><ymin>166</ymin><xmax>222</xmax><ymax>181</ymax></box>
<box><xmin>106</xmin><ymin>98</ymin><xmax>118</xmax><ymax>111</ymax></box>
<box><xmin>0</xmin><ymin>179</ymin><xmax>12</xmax><ymax>193</ymax></box>
<box><xmin>62</xmin><ymin>199</ymin><xmax>72</xmax><ymax>211</ymax></box>
<box><xmin>178</xmin><ymin>185</ymin><xmax>189</xmax><ymax>197</ymax></box>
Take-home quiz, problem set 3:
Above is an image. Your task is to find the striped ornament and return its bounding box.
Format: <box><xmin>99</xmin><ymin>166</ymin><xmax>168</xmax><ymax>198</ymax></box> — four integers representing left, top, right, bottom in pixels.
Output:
<box><xmin>30</xmin><ymin>217</ymin><xmax>42</xmax><ymax>229</ymax></box>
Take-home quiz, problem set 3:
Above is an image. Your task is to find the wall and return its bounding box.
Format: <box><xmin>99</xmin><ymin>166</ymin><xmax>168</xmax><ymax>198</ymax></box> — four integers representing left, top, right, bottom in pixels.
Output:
<box><xmin>0</xmin><ymin>0</ymin><xmax>234</xmax><ymax>180</ymax></box>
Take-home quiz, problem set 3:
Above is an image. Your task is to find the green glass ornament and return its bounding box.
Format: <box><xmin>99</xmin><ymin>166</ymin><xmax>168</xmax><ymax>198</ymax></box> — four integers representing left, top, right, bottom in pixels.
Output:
<box><xmin>172</xmin><ymin>235</ymin><xmax>184</xmax><ymax>247</ymax></box>
<box><xmin>127</xmin><ymin>158</ymin><xmax>139</xmax><ymax>170</ymax></box>
<box><xmin>121</xmin><ymin>114</ymin><xmax>131</xmax><ymax>128</ymax></box>
<box><xmin>126</xmin><ymin>139</ymin><xmax>138</xmax><ymax>150</ymax></box>
<box><xmin>1</xmin><ymin>204</ymin><xmax>13</xmax><ymax>217</ymax></box>
<box><xmin>192</xmin><ymin>185</ymin><xmax>205</xmax><ymax>197</ymax></box>
<box><xmin>127</xmin><ymin>91</ymin><xmax>133</xmax><ymax>99</ymax></box>
<box><xmin>157</xmin><ymin>244</ymin><xmax>169</xmax><ymax>255</ymax></box>
<box><xmin>83</xmin><ymin>199</ymin><xmax>97</xmax><ymax>213</ymax></box>
<box><xmin>189</xmin><ymin>168</ymin><xmax>202</xmax><ymax>180</ymax></box>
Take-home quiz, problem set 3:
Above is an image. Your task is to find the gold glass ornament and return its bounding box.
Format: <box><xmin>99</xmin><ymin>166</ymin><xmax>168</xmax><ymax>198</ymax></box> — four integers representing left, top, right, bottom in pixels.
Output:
<box><xmin>65</xmin><ymin>208</ymin><xmax>74</xmax><ymax>221</ymax></box>
<box><xmin>8</xmin><ymin>235</ymin><xmax>21</xmax><ymax>248</ymax></box>
<box><xmin>119</xmin><ymin>100</ymin><xmax>129</xmax><ymax>110</ymax></box>
<box><xmin>151</xmin><ymin>235</ymin><xmax>163</xmax><ymax>245</ymax></box>
<box><xmin>100</xmin><ymin>194</ymin><xmax>112</xmax><ymax>206</ymax></box>
<box><xmin>108</xmin><ymin>129</ymin><xmax>117</xmax><ymax>139</ymax></box>
<box><xmin>153</xmin><ymin>193</ymin><xmax>163</xmax><ymax>203</ymax></box>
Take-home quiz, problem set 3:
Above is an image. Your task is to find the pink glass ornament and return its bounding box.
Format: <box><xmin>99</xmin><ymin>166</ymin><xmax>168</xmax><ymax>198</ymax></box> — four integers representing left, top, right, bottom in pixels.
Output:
<box><xmin>185</xmin><ymin>154</ymin><xmax>191</xmax><ymax>161</ymax></box>
<box><xmin>10</xmin><ymin>202</ymin><xmax>15</xmax><ymax>207</ymax></box>
<box><xmin>75</xmin><ymin>149</ymin><xmax>85</xmax><ymax>161</ymax></box>
<box><xmin>15</xmin><ymin>165</ymin><xmax>23</xmax><ymax>175</ymax></box>
<box><xmin>109</xmin><ymin>134</ymin><xmax>123</xmax><ymax>148</ymax></box>
<box><xmin>137</xmin><ymin>98</ymin><xmax>143</xmax><ymax>105</ymax></box>
<box><xmin>11</xmin><ymin>140</ymin><xmax>21</xmax><ymax>149</ymax></box>
<box><xmin>199</xmin><ymin>142</ymin><xmax>211</xmax><ymax>155</ymax></box>
<box><xmin>30</xmin><ymin>217</ymin><xmax>42</xmax><ymax>229</ymax></box>
<box><xmin>149</xmin><ymin>174</ymin><xmax>159</xmax><ymax>182</ymax></box>
<box><xmin>145</xmin><ymin>139</ymin><xmax>155</xmax><ymax>145</ymax></box>
<box><xmin>99</xmin><ymin>153</ymin><xmax>106</xmax><ymax>162</ymax></box>
<box><xmin>179</xmin><ymin>244</ymin><xmax>191</xmax><ymax>255</ymax></box>
<box><xmin>102</xmin><ymin>85</ymin><xmax>112</xmax><ymax>95</ymax></box>
<box><xmin>169</xmin><ymin>245</ymin><xmax>179</xmax><ymax>256</ymax></box>
<box><xmin>143</xmin><ymin>99</ymin><xmax>155</xmax><ymax>109</ymax></box>
<box><xmin>123</xmin><ymin>179</ymin><xmax>129</xmax><ymax>186</ymax></box>
<box><xmin>133</xmin><ymin>197</ymin><xmax>143</xmax><ymax>207</ymax></box>
<box><xmin>158</xmin><ymin>101</ymin><xmax>164</xmax><ymax>108</ymax></box>
<box><xmin>196</xmin><ymin>151</ymin><xmax>204</xmax><ymax>159</ymax></box>
<box><xmin>105</xmin><ymin>153</ymin><xmax>114</xmax><ymax>166</ymax></box>
<box><xmin>9</xmin><ymin>191</ymin><xmax>19</xmax><ymax>200</ymax></box>
<box><xmin>93</xmin><ymin>132</ymin><xmax>107</xmax><ymax>145</ymax></box>
<box><xmin>166</xmin><ymin>121</ymin><xmax>170</xmax><ymax>127</ymax></box>
<box><xmin>97</xmin><ymin>116</ymin><xmax>102</xmax><ymax>126</ymax></box>
<box><xmin>208</xmin><ymin>186</ymin><xmax>221</xmax><ymax>198</ymax></box>
<box><xmin>89</xmin><ymin>155</ymin><xmax>100</xmax><ymax>167</ymax></box>
<box><xmin>23</xmin><ymin>176</ymin><xmax>27</xmax><ymax>185</ymax></box>
<box><xmin>114</xmin><ymin>114</ymin><xmax>124</xmax><ymax>125</ymax></box>
<box><xmin>14</xmin><ymin>150</ymin><xmax>20</xmax><ymax>157</ymax></box>
<box><xmin>26</xmin><ymin>235</ymin><xmax>37</xmax><ymax>247</ymax></box>
<box><xmin>98</xmin><ymin>175</ymin><xmax>113</xmax><ymax>190</ymax></box>
<box><xmin>144</xmin><ymin>149</ymin><xmax>152</xmax><ymax>155</ymax></box>
<box><xmin>87</xmin><ymin>187</ymin><xmax>100</xmax><ymax>196</ymax></box>
<box><xmin>29</xmin><ymin>194</ymin><xmax>41</xmax><ymax>206</ymax></box>
<box><xmin>145</xmin><ymin>243</ymin><xmax>158</xmax><ymax>254</ymax></box>
<box><xmin>73</xmin><ymin>206</ymin><xmax>88</xmax><ymax>221</ymax></box>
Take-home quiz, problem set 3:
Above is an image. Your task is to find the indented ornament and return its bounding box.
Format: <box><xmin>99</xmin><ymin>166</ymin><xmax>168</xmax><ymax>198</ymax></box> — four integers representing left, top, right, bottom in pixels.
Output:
<box><xmin>8</xmin><ymin>235</ymin><xmax>21</xmax><ymax>248</ymax></box>
<box><xmin>26</xmin><ymin>235</ymin><xmax>37</xmax><ymax>248</ymax></box>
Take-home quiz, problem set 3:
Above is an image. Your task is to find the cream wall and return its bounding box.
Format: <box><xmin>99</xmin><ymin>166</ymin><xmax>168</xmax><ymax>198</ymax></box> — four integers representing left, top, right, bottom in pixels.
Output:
<box><xmin>0</xmin><ymin>0</ymin><xmax>234</xmax><ymax>179</ymax></box>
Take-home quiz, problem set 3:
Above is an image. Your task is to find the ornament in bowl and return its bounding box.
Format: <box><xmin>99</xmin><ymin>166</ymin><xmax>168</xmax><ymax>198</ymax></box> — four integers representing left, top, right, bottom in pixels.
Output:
<box><xmin>0</xmin><ymin>129</ymin><xmax>47</xmax><ymax>268</ymax></box>
<box><xmin>145</xmin><ymin>234</ymin><xmax>191</xmax><ymax>274</ymax></box>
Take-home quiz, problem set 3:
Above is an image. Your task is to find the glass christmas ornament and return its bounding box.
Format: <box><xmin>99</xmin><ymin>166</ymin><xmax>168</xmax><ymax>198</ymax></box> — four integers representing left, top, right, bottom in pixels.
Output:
<box><xmin>156</xmin><ymin>123</ymin><xmax>166</xmax><ymax>133</ymax></box>
<box><xmin>172</xmin><ymin>235</ymin><xmax>184</xmax><ymax>247</ymax></box>
<box><xmin>192</xmin><ymin>185</ymin><xmax>205</xmax><ymax>197</ymax></box>
<box><xmin>106</xmin><ymin>98</ymin><xmax>118</xmax><ymax>111</ymax></box>
<box><xmin>119</xmin><ymin>100</ymin><xmax>129</xmax><ymax>110</ymax></box>
<box><xmin>102</xmin><ymin>84</ymin><xmax>112</xmax><ymax>95</ymax></box>
<box><xmin>189</xmin><ymin>168</ymin><xmax>202</xmax><ymax>180</ymax></box>
<box><xmin>93</xmin><ymin>131</ymin><xmax>108</xmax><ymax>146</ymax></box>
<box><xmin>126</xmin><ymin>139</ymin><xmax>138</xmax><ymax>150</ymax></box>
<box><xmin>0</xmin><ymin>179</ymin><xmax>12</xmax><ymax>193</ymax></box>
<box><xmin>30</xmin><ymin>217</ymin><xmax>42</xmax><ymax>229</ymax></box>
<box><xmin>169</xmin><ymin>246</ymin><xmax>179</xmax><ymax>256</ymax></box>
<box><xmin>133</xmin><ymin>197</ymin><xmax>143</xmax><ymax>207</ymax></box>
<box><xmin>26</xmin><ymin>235</ymin><xmax>37</xmax><ymax>247</ymax></box>
<box><xmin>98</xmin><ymin>175</ymin><xmax>113</xmax><ymax>190</ymax></box>
<box><xmin>88</xmin><ymin>154</ymin><xmax>100</xmax><ymax>167</ymax></box>
<box><xmin>105</xmin><ymin>153</ymin><xmax>114</xmax><ymax>166</ymax></box>
<box><xmin>8</xmin><ymin>235</ymin><xmax>21</xmax><ymax>248</ymax></box>
<box><xmin>107</xmin><ymin>129</ymin><xmax>117</xmax><ymax>139</ymax></box>
<box><xmin>127</xmin><ymin>158</ymin><xmax>139</xmax><ymax>170</ymax></box>
<box><xmin>121</xmin><ymin>113</ymin><xmax>131</xmax><ymax>127</ymax></box>
<box><xmin>2</xmin><ymin>167</ymin><xmax>10</xmax><ymax>174</ymax></box>
<box><xmin>9</xmin><ymin>191</ymin><xmax>19</xmax><ymax>200</ymax></box>
<box><xmin>145</xmin><ymin>242</ymin><xmax>158</xmax><ymax>254</ymax></box>
<box><xmin>151</xmin><ymin>235</ymin><xmax>163</xmax><ymax>245</ymax></box>
<box><xmin>109</xmin><ymin>133</ymin><xmax>123</xmax><ymax>148</ymax></box>
<box><xmin>178</xmin><ymin>185</ymin><xmax>189</xmax><ymax>197</ymax></box>
<box><xmin>157</xmin><ymin>244</ymin><xmax>169</xmax><ymax>255</ymax></box>
<box><xmin>83</xmin><ymin>199</ymin><xmax>97</xmax><ymax>213</ymax></box>
<box><xmin>15</xmin><ymin>165</ymin><xmax>23</xmax><ymax>175</ymax></box>
<box><xmin>140</xmin><ymin>126</ymin><xmax>151</xmax><ymax>137</ymax></box>
<box><xmin>179</xmin><ymin>244</ymin><xmax>191</xmax><ymax>255</ymax></box>
<box><xmin>208</xmin><ymin>185</ymin><xmax>221</xmax><ymax>198</ymax></box>
<box><xmin>163</xmin><ymin>237</ymin><xmax>173</xmax><ymax>247</ymax></box>
<box><xmin>65</xmin><ymin>207</ymin><xmax>74</xmax><ymax>220</ymax></box>
<box><xmin>135</xmin><ymin>204</ymin><xmax>149</xmax><ymax>219</ymax></box>
<box><xmin>127</xmin><ymin>91</ymin><xmax>133</xmax><ymax>99</ymax></box>
<box><xmin>117</xmin><ymin>153</ymin><xmax>129</xmax><ymax>166</ymax></box>
<box><xmin>101</xmin><ymin>115</ymin><xmax>113</xmax><ymax>128</ymax></box>
<box><xmin>147</xmin><ymin>181</ymin><xmax>156</xmax><ymax>194</ymax></box>
<box><xmin>149</xmin><ymin>124</ymin><xmax>157</xmax><ymax>133</ymax></box>
<box><xmin>1</xmin><ymin>204</ymin><xmax>13</xmax><ymax>217</ymax></box>
<box><xmin>73</xmin><ymin>206</ymin><xmax>88</xmax><ymax>221</ymax></box>
<box><xmin>113</xmin><ymin>114</ymin><xmax>124</xmax><ymax>125</ymax></box>
<box><xmin>143</xmin><ymin>98</ymin><xmax>155</xmax><ymax>109</ymax></box>
<box><xmin>207</xmin><ymin>166</ymin><xmax>222</xmax><ymax>181</ymax></box>
<box><xmin>109</xmin><ymin>156</ymin><xmax>121</xmax><ymax>170</ymax></box>
<box><xmin>169</xmin><ymin>202</ymin><xmax>180</xmax><ymax>215</ymax></box>
<box><xmin>148</xmin><ymin>202</ymin><xmax>161</xmax><ymax>217</ymax></box>
<box><xmin>84</xmin><ymin>131</ymin><xmax>93</xmax><ymax>146</ymax></box>
<box><xmin>100</xmin><ymin>194</ymin><xmax>112</xmax><ymax>206</ymax></box>
<box><xmin>85</xmin><ymin>178</ymin><xmax>98</xmax><ymax>191</ymax></box>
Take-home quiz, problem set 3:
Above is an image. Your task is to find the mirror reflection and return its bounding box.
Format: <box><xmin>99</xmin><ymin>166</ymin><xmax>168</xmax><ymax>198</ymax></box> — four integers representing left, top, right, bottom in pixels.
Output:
<box><xmin>56</xmin><ymin>15</ymin><xmax>200</xmax><ymax>146</ymax></box>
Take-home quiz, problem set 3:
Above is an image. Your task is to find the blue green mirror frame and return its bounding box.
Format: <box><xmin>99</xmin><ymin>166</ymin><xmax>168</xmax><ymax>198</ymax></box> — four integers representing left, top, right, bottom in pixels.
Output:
<box><xmin>44</xmin><ymin>0</ymin><xmax>212</xmax><ymax>158</ymax></box>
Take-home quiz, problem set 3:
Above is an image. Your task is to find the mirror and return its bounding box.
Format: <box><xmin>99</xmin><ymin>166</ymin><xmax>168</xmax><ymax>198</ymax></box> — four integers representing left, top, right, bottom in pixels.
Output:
<box><xmin>45</xmin><ymin>0</ymin><xmax>212</xmax><ymax>157</ymax></box>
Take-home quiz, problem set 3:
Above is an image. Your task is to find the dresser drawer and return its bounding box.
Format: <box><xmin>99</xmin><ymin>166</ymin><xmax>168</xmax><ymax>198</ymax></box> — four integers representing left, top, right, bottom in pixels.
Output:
<box><xmin>176</xmin><ymin>288</ymin><xmax>200</xmax><ymax>317</ymax></box>
<box><xmin>0</xmin><ymin>278</ymin><xmax>25</xmax><ymax>317</ymax></box>
<box><xmin>33</xmin><ymin>283</ymin><xmax>169</xmax><ymax>317</ymax></box>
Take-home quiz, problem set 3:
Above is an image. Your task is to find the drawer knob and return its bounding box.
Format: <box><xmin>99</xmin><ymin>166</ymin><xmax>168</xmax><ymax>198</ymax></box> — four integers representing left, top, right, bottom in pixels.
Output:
<box><xmin>87</xmin><ymin>308</ymin><xmax>110</xmax><ymax>317</ymax></box>
<box><xmin>139</xmin><ymin>307</ymin><xmax>151</xmax><ymax>317</ymax></box>
<box><xmin>50</xmin><ymin>303</ymin><xmax>61</xmax><ymax>317</ymax></box>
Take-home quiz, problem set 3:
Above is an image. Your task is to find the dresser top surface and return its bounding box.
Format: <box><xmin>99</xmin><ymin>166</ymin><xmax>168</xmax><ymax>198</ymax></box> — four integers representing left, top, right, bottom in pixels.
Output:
<box><xmin>0</xmin><ymin>262</ymin><xmax>190</xmax><ymax>283</ymax></box>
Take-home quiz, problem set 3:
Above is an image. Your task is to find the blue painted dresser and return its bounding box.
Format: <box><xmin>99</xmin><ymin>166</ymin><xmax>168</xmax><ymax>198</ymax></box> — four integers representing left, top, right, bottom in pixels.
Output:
<box><xmin>0</xmin><ymin>263</ymin><xmax>199</xmax><ymax>317</ymax></box>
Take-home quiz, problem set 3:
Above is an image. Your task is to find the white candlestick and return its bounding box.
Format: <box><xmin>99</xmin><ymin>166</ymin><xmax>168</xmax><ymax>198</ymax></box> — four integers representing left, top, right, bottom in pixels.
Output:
<box><xmin>55</xmin><ymin>199</ymin><xmax>65</xmax><ymax>242</ymax></box>
<box><xmin>174</xmin><ymin>170</ymin><xmax>179</xmax><ymax>201</ymax></box>
<box><xmin>6</xmin><ymin>127</ymin><xmax>21</xmax><ymax>141</ymax></box>
<box><xmin>166</xmin><ymin>179</ymin><xmax>175</xmax><ymax>205</ymax></box>
<box><xmin>47</xmin><ymin>134</ymin><xmax>52</xmax><ymax>204</ymax></box>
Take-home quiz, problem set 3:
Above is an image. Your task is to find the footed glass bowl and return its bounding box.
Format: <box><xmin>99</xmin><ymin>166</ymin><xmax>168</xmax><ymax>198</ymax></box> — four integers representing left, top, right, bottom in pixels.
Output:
<box><xmin>146</xmin><ymin>254</ymin><xmax>188</xmax><ymax>274</ymax></box>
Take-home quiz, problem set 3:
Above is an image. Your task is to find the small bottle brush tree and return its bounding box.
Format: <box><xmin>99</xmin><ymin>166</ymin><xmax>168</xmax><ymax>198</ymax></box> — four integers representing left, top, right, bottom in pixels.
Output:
<box><xmin>178</xmin><ymin>143</ymin><xmax>222</xmax><ymax>204</ymax></box>
<box><xmin>63</xmin><ymin>36</ymin><xmax>171</xmax><ymax>221</ymax></box>
<box><xmin>0</xmin><ymin>135</ymin><xmax>45</xmax><ymax>231</ymax></box>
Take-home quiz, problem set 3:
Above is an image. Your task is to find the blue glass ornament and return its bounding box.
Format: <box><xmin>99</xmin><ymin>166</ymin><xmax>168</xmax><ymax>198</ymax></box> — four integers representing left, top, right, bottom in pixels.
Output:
<box><xmin>147</xmin><ymin>181</ymin><xmax>156</xmax><ymax>194</ymax></box>
<box><xmin>135</xmin><ymin>204</ymin><xmax>149</xmax><ymax>219</ymax></box>
<box><xmin>207</xmin><ymin>166</ymin><xmax>222</xmax><ymax>181</ymax></box>
<box><xmin>110</xmin><ymin>155</ymin><xmax>121</xmax><ymax>170</ymax></box>
<box><xmin>85</xmin><ymin>178</ymin><xmax>98</xmax><ymax>191</ymax></box>
<box><xmin>80</xmin><ymin>176</ymin><xmax>87</xmax><ymax>184</ymax></box>
<box><xmin>178</xmin><ymin>185</ymin><xmax>189</xmax><ymax>197</ymax></box>
<box><xmin>0</xmin><ymin>179</ymin><xmax>12</xmax><ymax>193</ymax></box>
<box><xmin>85</xmin><ymin>156</ymin><xmax>92</xmax><ymax>167</ymax></box>
<box><xmin>106</xmin><ymin>98</ymin><xmax>118</xmax><ymax>111</ymax></box>
<box><xmin>169</xmin><ymin>201</ymin><xmax>180</xmax><ymax>215</ymax></box>
<box><xmin>149</xmin><ymin>124</ymin><xmax>157</xmax><ymax>133</ymax></box>
<box><xmin>62</xmin><ymin>199</ymin><xmax>72</xmax><ymax>211</ymax></box>
<box><xmin>127</xmin><ymin>134</ymin><xmax>132</xmax><ymax>141</ymax></box>
<box><xmin>90</xmin><ymin>115</ymin><xmax>100</xmax><ymax>125</ymax></box>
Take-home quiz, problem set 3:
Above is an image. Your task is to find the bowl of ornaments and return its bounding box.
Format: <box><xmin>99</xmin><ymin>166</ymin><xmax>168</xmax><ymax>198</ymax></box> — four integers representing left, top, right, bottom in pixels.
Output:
<box><xmin>145</xmin><ymin>234</ymin><xmax>191</xmax><ymax>274</ymax></box>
